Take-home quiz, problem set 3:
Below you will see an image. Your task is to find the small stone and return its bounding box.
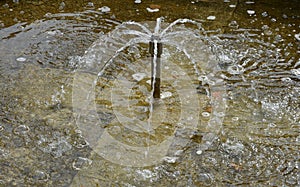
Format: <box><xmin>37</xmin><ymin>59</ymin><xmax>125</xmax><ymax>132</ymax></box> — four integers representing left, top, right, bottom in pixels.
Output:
<box><xmin>134</xmin><ymin>0</ymin><xmax>142</xmax><ymax>4</ymax></box>
<box><xmin>196</xmin><ymin>150</ymin><xmax>202</xmax><ymax>155</ymax></box>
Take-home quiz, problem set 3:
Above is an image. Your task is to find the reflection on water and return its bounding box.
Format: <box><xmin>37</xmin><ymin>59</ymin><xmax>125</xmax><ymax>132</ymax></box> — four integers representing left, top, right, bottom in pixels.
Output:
<box><xmin>0</xmin><ymin>0</ymin><xmax>299</xmax><ymax>186</ymax></box>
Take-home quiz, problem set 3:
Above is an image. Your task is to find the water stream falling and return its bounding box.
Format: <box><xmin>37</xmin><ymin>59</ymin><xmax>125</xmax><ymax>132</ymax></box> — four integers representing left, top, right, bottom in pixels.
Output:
<box><xmin>72</xmin><ymin>18</ymin><xmax>226</xmax><ymax>166</ymax></box>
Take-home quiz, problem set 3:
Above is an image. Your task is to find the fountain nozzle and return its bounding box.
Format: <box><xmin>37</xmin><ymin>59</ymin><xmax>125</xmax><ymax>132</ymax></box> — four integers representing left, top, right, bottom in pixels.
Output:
<box><xmin>149</xmin><ymin>36</ymin><xmax>163</xmax><ymax>98</ymax></box>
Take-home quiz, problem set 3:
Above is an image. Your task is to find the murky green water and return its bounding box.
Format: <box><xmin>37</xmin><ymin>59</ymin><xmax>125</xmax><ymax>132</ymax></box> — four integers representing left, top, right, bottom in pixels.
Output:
<box><xmin>0</xmin><ymin>0</ymin><xmax>299</xmax><ymax>186</ymax></box>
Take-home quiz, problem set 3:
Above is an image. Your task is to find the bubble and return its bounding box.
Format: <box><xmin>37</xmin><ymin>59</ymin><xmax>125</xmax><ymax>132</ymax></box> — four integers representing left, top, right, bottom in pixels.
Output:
<box><xmin>72</xmin><ymin>157</ymin><xmax>92</xmax><ymax>170</ymax></box>
<box><xmin>196</xmin><ymin>150</ymin><xmax>202</xmax><ymax>155</ymax></box>
<box><xmin>87</xmin><ymin>2</ymin><xmax>94</xmax><ymax>7</ymax></box>
<box><xmin>245</xmin><ymin>1</ymin><xmax>255</xmax><ymax>4</ymax></box>
<box><xmin>146</xmin><ymin>7</ymin><xmax>159</xmax><ymax>13</ymax></box>
<box><xmin>228</xmin><ymin>20</ymin><xmax>239</xmax><ymax>29</ymax></box>
<box><xmin>207</xmin><ymin>16</ymin><xmax>216</xmax><ymax>21</ymax></box>
<box><xmin>98</xmin><ymin>6</ymin><xmax>111</xmax><ymax>13</ymax></box>
<box><xmin>16</xmin><ymin>57</ymin><xmax>26</xmax><ymax>62</ymax></box>
<box><xmin>59</xmin><ymin>2</ymin><xmax>65</xmax><ymax>10</ymax></box>
<box><xmin>72</xmin><ymin>135</ymin><xmax>89</xmax><ymax>148</ymax></box>
<box><xmin>30</xmin><ymin>170</ymin><xmax>48</xmax><ymax>182</ymax></box>
<box><xmin>202</xmin><ymin>112</ymin><xmax>210</xmax><ymax>117</ymax></box>
<box><xmin>162</xmin><ymin>156</ymin><xmax>178</xmax><ymax>163</ymax></box>
<box><xmin>295</xmin><ymin>34</ymin><xmax>300</xmax><ymax>41</ymax></box>
<box><xmin>271</xmin><ymin>18</ymin><xmax>277</xmax><ymax>22</ymax></box>
<box><xmin>261</xmin><ymin>11</ymin><xmax>268</xmax><ymax>17</ymax></box>
<box><xmin>232</xmin><ymin>117</ymin><xmax>239</xmax><ymax>121</ymax></box>
<box><xmin>247</xmin><ymin>10</ymin><xmax>255</xmax><ymax>15</ymax></box>
<box><xmin>13</xmin><ymin>125</ymin><xmax>30</xmax><ymax>135</ymax></box>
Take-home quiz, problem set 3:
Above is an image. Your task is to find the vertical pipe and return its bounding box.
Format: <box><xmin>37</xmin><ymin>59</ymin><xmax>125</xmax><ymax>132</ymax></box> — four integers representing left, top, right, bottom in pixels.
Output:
<box><xmin>149</xmin><ymin>41</ymin><xmax>162</xmax><ymax>98</ymax></box>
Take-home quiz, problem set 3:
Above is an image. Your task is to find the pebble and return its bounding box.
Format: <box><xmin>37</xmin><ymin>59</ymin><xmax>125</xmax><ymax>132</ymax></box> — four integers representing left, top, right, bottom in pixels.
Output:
<box><xmin>134</xmin><ymin>0</ymin><xmax>142</xmax><ymax>3</ymax></box>
<box><xmin>16</xmin><ymin>57</ymin><xmax>26</xmax><ymax>62</ymax></box>
<box><xmin>207</xmin><ymin>15</ymin><xmax>216</xmax><ymax>20</ymax></box>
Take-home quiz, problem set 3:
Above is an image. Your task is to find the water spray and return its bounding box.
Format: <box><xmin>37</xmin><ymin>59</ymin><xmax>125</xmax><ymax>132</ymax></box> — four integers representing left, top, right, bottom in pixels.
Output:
<box><xmin>149</xmin><ymin>35</ymin><xmax>163</xmax><ymax>98</ymax></box>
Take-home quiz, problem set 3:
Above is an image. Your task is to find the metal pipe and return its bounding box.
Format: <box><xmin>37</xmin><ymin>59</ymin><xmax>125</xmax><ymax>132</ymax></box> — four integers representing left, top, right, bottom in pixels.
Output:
<box><xmin>149</xmin><ymin>40</ymin><xmax>162</xmax><ymax>98</ymax></box>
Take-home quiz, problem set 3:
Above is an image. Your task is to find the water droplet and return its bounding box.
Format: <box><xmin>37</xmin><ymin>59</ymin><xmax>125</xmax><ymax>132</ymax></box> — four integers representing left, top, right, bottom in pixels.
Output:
<box><xmin>247</xmin><ymin>10</ymin><xmax>255</xmax><ymax>15</ymax></box>
<box><xmin>72</xmin><ymin>157</ymin><xmax>92</xmax><ymax>170</ymax></box>
<box><xmin>98</xmin><ymin>6</ymin><xmax>111</xmax><ymax>13</ymax></box>
<box><xmin>16</xmin><ymin>57</ymin><xmax>26</xmax><ymax>62</ymax></box>
<box><xmin>207</xmin><ymin>16</ymin><xmax>216</xmax><ymax>20</ymax></box>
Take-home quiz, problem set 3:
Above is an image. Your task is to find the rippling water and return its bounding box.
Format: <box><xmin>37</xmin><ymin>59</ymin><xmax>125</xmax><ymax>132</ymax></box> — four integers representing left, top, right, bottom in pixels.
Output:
<box><xmin>0</xmin><ymin>0</ymin><xmax>299</xmax><ymax>186</ymax></box>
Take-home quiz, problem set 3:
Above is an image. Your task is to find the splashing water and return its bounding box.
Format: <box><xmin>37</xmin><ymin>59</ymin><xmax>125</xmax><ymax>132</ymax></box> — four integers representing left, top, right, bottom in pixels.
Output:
<box><xmin>72</xmin><ymin>18</ymin><xmax>226</xmax><ymax>166</ymax></box>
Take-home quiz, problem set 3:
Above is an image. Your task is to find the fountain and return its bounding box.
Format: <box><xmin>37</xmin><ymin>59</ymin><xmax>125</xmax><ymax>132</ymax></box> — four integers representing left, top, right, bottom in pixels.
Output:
<box><xmin>72</xmin><ymin>18</ymin><xmax>226</xmax><ymax>167</ymax></box>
